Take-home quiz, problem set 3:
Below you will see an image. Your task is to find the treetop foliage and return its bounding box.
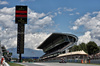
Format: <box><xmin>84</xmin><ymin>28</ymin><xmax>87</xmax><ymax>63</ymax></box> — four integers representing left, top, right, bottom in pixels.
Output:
<box><xmin>68</xmin><ymin>41</ymin><xmax>100</xmax><ymax>55</ymax></box>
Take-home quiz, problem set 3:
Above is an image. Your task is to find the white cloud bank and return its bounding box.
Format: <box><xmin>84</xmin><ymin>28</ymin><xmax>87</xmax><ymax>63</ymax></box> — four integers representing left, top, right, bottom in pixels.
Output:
<box><xmin>0</xmin><ymin>0</ymin><xmax>8</xmax><ymax>5</ymax></box>
<box><xmin>72</xmin><ymin>12</ymin><xmax>100</xmax><ymax>45</ymax></box>
<box><xmin>78</xmin><ymin>31</ymin><xmax>91</xmax><ymax>44</ymax></box>
<box><xmin>0</xmin><ymin>7</ymin><xmax>54</xmax><ymax>50</ymax></box>
<box><xmin>48</xmin><ymin>7</ymin><xmax>77</xmax><ymax>16</ymax></box>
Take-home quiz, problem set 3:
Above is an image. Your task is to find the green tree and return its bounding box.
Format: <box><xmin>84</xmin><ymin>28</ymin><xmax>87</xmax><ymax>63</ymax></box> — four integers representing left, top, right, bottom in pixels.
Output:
<box><xmin>86</xmin><ymin>41</ymin><xmax>99</xmax><ymax>55</ymax></box>
<box><xmin>69</xmin><ymin>45</ymin><xmax>81</xmax><ymax>52</ymax></box>
<box><xmin>71</xmin><ymin>45</ymin><xmax>80</xmax><ymax>52</ymax></box>
<box><xmin>98</xmin><ymin>46</ymin><xmax>100</xmax><ymax>52</ymax></box>
<box><xmin>79</xmin><ymin>43</ymin><xmax>87</xmax><ymax>53</ymax></box>
<box><xmin>68</xmin><ymin>47</ymin><xmax>72</xmax><ymax>52</ymax></box>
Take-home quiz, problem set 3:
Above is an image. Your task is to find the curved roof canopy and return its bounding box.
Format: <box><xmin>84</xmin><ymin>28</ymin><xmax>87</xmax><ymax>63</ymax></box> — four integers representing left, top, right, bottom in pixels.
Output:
<box><xmin>57</xmin><ymin>50</ymin><xmax>88</xmax><ymax>57</ymax></box>
<box><xmin>37</xmin><ymin>33</ymin><xmax>78</xmax><ymax>49</ymax></box>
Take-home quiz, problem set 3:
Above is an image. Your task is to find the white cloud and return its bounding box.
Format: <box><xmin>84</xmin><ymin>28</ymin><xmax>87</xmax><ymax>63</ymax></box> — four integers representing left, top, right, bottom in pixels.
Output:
<box><xmin>20</xmin><ymin>0</ymin><xmax>25</xmax><ymax>2</ymax></box>
<box><xmin>35</xmin><ymin>16</ymin><xmax>53</xmax><ymax>25</ymax></box>
<box><xmin>28</xmin><ymin>12</ymin><xmax>46</xmax><ymax>25</ymax></box>
<box><xmin>0</xmin><ymin>7</ymin><xmax>55</xmax><ymax>50</ymax></box>
<box><xmin>58</xmin><ymin>11</ymin><xmax>62</xmax><ymax>14</ymax></box>
<box><xmin>53</xmin><ymin>7</ymin><xmax>76</xmax><ymax>16</ymax></box>
<box><xmin>0</xmin><ymin>0</ymin><xmax>8</xmax><ymax>5</ymax></box>
<box><xmin>71</xmin><ymin>26</ymin><xmax>78</xmax><ymax>30</ymax></box>
<box><xmin>0</xmin><ymin>7</ymin><xmax>15</xmax><ymax>29</ymax></box>
<box><xmin>69</xmin><ymin>12</ymin><xmax>80</xmax><ymax>16</ymax></box>
<box><xmin>57</xmin><ymin>7</ymin><xmax>62</xmax><ymax>11</ymax></box>
<box><xmin>54</xmin><ymin>13</ymin><xmax>57</xmax><ymax>16</ymax></box>
<box><xmin>25</xmin><ymin>33</ymin><xmax>51</xmax><ymax>50</ymax></box>
<box><xmin>0</xmin><ymin>27</ymin><xmax>2</xmax><ymax>30</ymax></box>
<box><xmin>78</xmin><ymin>31</ymin><xmax>91</xmax><ymax>44</ymax></box>
<box><xmin>72</xmin><ymin>11</ymin><xmax>100</xmax><ymax>45</ymax></box>
<box><xmin>74</xmin><ymin>13</ymin><xmax>91</xmax><ymax>27</ymax></box>
<box><xmin>64</xmin><ymin>7</ymin><xmax>76</xmax><ymax>11</ymax></box>
<box><xmin>76</xmin><ymin>12</ymin><xmax>80</xmax><ymax>15</ymax></box>
<box><xmin>26</xmin><ymin>9</ymin><xmax>54</xmax><ymax>33</ymax></box>
<box><xmin>69</xmin><ymin>13</ymin><xmax>74</xmax><ymax>16</ymax></box>
<box><xmin>0</xmin><ymin>7</ymin><xmax>15</xmax><ymax>15</ymax></box>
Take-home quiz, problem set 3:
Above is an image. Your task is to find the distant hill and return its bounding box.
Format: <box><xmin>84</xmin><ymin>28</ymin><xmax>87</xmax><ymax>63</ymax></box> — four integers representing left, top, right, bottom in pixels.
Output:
<box><xmin>7</xmin><ymin>48</ymin><xmax>44</xmax><ymax>58</ymax></box>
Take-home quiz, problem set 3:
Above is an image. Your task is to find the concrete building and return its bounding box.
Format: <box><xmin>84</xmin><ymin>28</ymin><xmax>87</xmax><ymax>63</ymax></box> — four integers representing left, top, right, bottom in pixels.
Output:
<box><xmin>37</xmin><ymin>33</ymin><xmax>78</xmax><ymax>61</ymax></box>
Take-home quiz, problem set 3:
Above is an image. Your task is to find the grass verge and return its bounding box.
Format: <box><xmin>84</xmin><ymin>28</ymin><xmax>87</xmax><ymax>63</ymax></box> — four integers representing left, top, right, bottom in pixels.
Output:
<box><xmin>8</xmin><ymin>62</ymin><xmax>24</xmax><ymax>66</ymax></box>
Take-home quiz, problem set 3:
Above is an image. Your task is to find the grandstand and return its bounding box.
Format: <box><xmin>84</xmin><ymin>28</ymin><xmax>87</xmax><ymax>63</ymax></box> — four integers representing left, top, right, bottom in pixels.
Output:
<box><xmin>37</xmin><ymin>33</ymin><xmax>78</xmax><ymax>61</ymax></box>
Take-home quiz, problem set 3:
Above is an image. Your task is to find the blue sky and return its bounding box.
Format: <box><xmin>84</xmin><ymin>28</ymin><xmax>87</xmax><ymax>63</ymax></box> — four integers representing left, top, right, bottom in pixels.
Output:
<box><xmin>0</xmin><ymin>0</ymin><xmax>100</xmax><ymax>51</ymax></box>
<box><xmin>1</xmin><ymin>0</ymin><xmax>100</xmax><ymax>34</ymax></box>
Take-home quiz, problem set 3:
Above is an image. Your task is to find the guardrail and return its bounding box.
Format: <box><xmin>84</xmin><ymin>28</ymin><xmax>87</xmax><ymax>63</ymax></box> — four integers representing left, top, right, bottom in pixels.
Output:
<box><xmin>90</xmin><ymin>59</ymin><xmax>100</xmax><ymax>64</ymax></box>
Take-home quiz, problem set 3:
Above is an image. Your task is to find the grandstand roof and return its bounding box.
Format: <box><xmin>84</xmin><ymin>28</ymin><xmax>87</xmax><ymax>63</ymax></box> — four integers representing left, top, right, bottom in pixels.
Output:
<box><xmin>37</xmin><ymin>33</ymin><xmax>78</xmax><ymax>49</ymax></box>
<box><xmin>57</xmin><ymin>50</ymin><xmax>88</xmax><ymax>57</ymax></box>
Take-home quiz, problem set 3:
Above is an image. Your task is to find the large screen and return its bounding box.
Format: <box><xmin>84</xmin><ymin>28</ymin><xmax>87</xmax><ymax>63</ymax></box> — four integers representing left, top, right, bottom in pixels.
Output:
<box><xmin>15</xmin><ymin>6</ymin><xmax>27</xmax><ymax>24</ymax></box>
